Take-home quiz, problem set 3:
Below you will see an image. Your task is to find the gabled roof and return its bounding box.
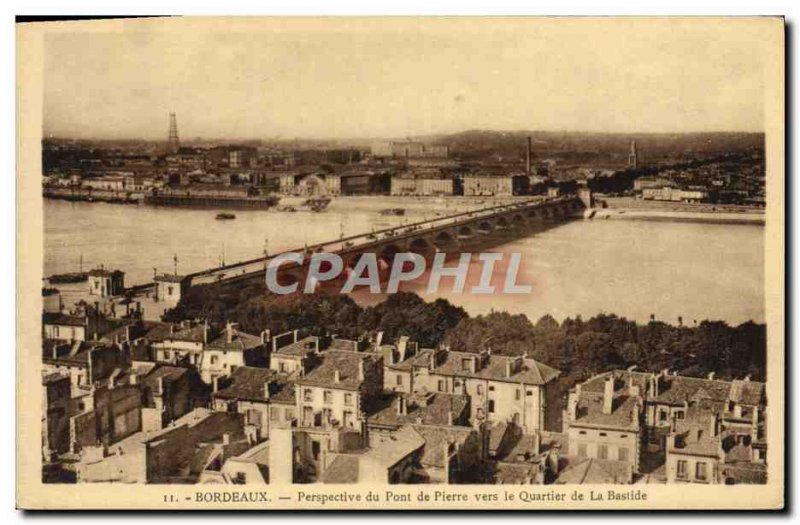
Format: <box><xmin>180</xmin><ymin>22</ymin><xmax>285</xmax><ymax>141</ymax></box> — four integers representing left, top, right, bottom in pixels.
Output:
<box><xmin>207</xmin><ymin>330</ymin><xmax>263</xmax><ymax>352</ymax></box>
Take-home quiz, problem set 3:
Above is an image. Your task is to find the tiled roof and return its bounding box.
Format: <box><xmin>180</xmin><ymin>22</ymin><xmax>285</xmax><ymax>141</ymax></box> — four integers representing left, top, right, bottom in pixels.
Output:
<box><xmin>320</xmin><ymin>454</ymin><xmax>360</xmax><ymax>484</ymax></box>
<box><xmin>295</xmin><ymin>350</ymin><xmax>376</xmax><ymax>391</ymax></box>
<box><xmin>556</xmin><ymin>457</ymin><xmax>632</xmax><ymax>484</ymax></box>
<box><xmin>574</xmin><ymin>387</ymin><xmax>641</xmax><ymax>431</ymax></box>
<box><xmin>410</xmin><ymin>424</ymin><xmax>475</xmax><ymax>468</ymax></box>
<box><xmin>366</xmin><ymin>425</ymin><xmax>426</xmax><ymax>467</ymax></box>
<box><xmin>207</xmin><ymin>330</ymin><xmax>263</xmax><ymax>352</ymax></box>
<box><xmin>145</xmin><ymin>322</ymin><xmax>207</xmax><ymax>344</ymax></box>
<box><xmin>431</xmin><ymin>350</ymin><xmax>560</xmax><ymax>385</ymax></box>
<box><xmin>213</xmin><ymin>366</ymin><xmax>294</xmax><ymax>404</ymax></box>
<box><xmin>495</xmin><ymin>462</ymin><xmax>539</xmax><ymax>484</ymax></box>
<box><xmin>142</xmin><ymin>365</ymin><xmax>189</xmax><ymax>388</ymax></box>
<box><xmin>368</xmin><ymin>392</ymin><xmax>469</xmax><ymax>428</ymax></box>
<box><xmin>275</xmin><ymin>336</ymin><xmax>318</xmax><ymax>357</ymax></box>
<box><xmin>388</xmin><ymin>348</ymin><xmax>434</xmax><ymax>371</ymax></box>
<box><xmin>654</xmin><ymin>376</ymin><xmax>733</xmax><ymax>406</ymax></box>
<box><xmin>668</xmin><ymin>413</ymin><xmax>722</xmax><ymax>458</ymax></box>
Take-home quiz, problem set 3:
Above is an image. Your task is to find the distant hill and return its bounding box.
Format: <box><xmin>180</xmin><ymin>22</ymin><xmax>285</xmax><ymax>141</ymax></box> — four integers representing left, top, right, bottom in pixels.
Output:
<box><xmin>413</xmin><ymin>130</ymin><xmax>765</xmax><ymax>168</ymax></box>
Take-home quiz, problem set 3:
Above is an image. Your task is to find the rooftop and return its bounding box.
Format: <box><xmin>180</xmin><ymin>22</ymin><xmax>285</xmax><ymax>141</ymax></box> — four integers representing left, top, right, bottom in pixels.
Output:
<box><xmin>431</xmin><ymin>350</ymin><xmax>560</xmax><ymax>386</ymax></box>
<box><xmin>295</xmin><ymin>350</ymin><xmax>377</xmax><ymax>391</ymax></box>
<box><xmin>368</xmin><ymin>391</ymin><xmax>469</xmax><ymax>429</ymax></box>
<box><xmin>213</xmin><ymin>366</ymin><xmax>295</xmax><ymax>404</ymax></box>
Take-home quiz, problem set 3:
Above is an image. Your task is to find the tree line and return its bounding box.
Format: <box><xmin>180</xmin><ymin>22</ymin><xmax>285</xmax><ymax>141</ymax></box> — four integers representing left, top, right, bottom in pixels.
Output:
<box><xmin>164</xmin><ymin>288</ymin><xmax>765</xmax><ymax>387</ymax></box>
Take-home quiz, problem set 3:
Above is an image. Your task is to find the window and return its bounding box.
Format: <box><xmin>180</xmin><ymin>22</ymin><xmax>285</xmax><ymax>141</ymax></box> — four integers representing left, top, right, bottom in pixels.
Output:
<box><xmin>461</xmin><ymin>358</ymin><xmax>472</xmax><ymax>371</ymax></box>
<box><xmin>675</xmin><ymin>411</ymin><xmax>685</xmax><ymax>420</ymax></box>
<box><xmin>477</xmin><ymin>385</ymin><xmax>483</xmax><ymax>395</ymax></box>
<box><xmin>515</xmin><ymin>389</ymin><xmax>521</xmax><ymax>401</ymax></box>
<box><xmin>526</xmin><ymin>390</ymin><xmax>533</xmax><ymax>397</ymax></box>
<box><xmin>489</xmin><ymin>386</ymin><xmax>495</xmax><ymax>392</ymax></box>
<box><xmin>396</xmin><ymin>375</ymin><xmax>403</xmax><ymax>386</ymax></box>
<box><xmin>344</xmin><ymin>393</ymin><xmax>353</xmax><ymax>406</ymax></box>
<box><xmin>438</xmin><ymin>380</ymin><xmax>446</xmax><ymax>392</ymax></box>
<box><xmin>312</xmin><ymin>441</ymin><xmax>321</xmax><ymax>461</ymax></box>
<box><xmin>618</xmin><ymin>447</ymin><xmax>629</xmax><ymax>462</ymax></box>
<box><xmin>579</xmin><ymin>430</ymin><xmax>587</xmax><ymax>435</ymax></box>
<box><xmin>577</xmin><ymin>443</ymin><xmax>587</xmax><ymax>457</ymax></box>
<box><xmin>279</xmin><ymin>362</ymin><xmax>286</xmax><ymax>373</ymax></box>
<box><xmin>695</xmin><ymin>462</ymin><xmax>707</xmax><ymax>481</ymax></box>
<box><xmin>677</xmin><ymin>460</ymin><xmax>688</xmax><ymax>479</ymax></box>
<box><xmin>323</xmin><ymin>390</ymin><xmax>332</xmax><ymax>404</ymax></box>
<box><xmin>233</xmin><ymin>472</ymin><xmax>246</xmax><ymax>484</ymax></box>
<box><xmin>598</xmin><ymin>445</ymin><xmax>609</xmax><ymax>460</ymax></box>
<box><xmin>270</xmin><ymin>407</ymin><xmax>279</xmax><ymax>421</ymax></box>
<box><xmin>210</xmin><ymin>356</ymin><xmax>218</xmax><ymax>365</ymax></box>
<box><xmin>303</xmin><ymin>389</ymin><xmax>312</xmax><ymax>402</ymax></box>
<box><xmin>599</xmin><ymin>432</ymin><xmax>607</xmax><ymax>437</ymax></box>
<box><xmin>660</xmin><ymin>410</ymin><xmax>668</xmax><ymax>422</ymax></box>
<box><xmin>488</xmin><ymin>400</ymin><xmax>495</xmax><ymax>413</ymax></box>
<box><xmin>164</xmin><ymin>351</ymin><xmax>171</xmax><ymax>360</ymax></box>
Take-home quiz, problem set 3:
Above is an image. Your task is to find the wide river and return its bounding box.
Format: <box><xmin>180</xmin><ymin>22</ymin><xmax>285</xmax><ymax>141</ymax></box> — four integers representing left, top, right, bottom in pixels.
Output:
<box><xmin>44</xmin><ymin>198</ymin><xmax>764</xmax><ymax>325</ymax></box>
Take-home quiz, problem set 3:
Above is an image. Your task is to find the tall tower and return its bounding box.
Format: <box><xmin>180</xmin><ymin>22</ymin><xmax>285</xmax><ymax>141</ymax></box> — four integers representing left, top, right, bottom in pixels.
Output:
<box><xmin>167</xmin><ymin>113</ymin><xmax>180</xmax><ymax>154</ymax></box>
<box><xmin>628</xmin><ymin>140</ymin><xmax>638</xmax><ymax>169</ymax></box>
<box><xmin>526</xmin><ymin>136</ymin><xmax>532</xmax><ymax>175</ymax></box>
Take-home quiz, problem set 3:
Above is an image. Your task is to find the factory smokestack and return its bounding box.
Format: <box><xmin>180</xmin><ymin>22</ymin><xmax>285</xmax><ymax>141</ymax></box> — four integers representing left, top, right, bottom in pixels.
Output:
<box><xmin>526</xmin><ymin>136</ymin><xmax>532</xmax><ymax>175</ymax></box>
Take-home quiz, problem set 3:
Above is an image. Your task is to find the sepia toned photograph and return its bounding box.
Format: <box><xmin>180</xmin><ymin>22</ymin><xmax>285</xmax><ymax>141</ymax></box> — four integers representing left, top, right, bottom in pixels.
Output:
<box><xmin>16</xmin><ymin>16</ymin><xmax>784</xmax><ymax>510</ymax></box>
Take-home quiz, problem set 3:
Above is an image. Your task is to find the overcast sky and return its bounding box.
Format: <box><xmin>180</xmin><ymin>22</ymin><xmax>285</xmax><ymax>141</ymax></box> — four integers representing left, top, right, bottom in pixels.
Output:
<box><xmin>42</xmin><ymin>17</ymin><xmax>776</xmax><ymax>140</ymax></box>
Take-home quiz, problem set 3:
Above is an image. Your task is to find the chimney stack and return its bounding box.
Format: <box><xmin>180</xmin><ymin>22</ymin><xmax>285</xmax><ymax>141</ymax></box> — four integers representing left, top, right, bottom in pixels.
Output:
<box><xmin>226</xmin><ymin>321</ymin><xmax>233</xmax><ymax>344</ymax></box>
<box><xmin>357</xmin><ymin>359</ymin><xmax>365</xmax><ymax>381</ymax></box>
<box><xmin>397</xmin><ymin>395</ymin><xmax>407</xmax><ymax>415</ymax></box>
<box><xmin>222</xmin><ymin>432</ymin><xmax>231</xmax><ymax>446</ymax></box>
<box><xmin>526</xmin><ymin>136</ymin><xmax>532</xmax><ymax>175</ymax></box>
<box><xmin>334</xmin><ymin>369</ymin><xmax>341</xmax><ymax>383</ymax></box>
<box><xmin>264</xmin><ymin>381</ymin><xmax>271</xmax><ymax>400</ymax></box>
<box><xmin>707</xmin><ymin>371</ymin><xmax>715</xmax><ymax>381</ymax></box>
<box><xmin>602</xmin><ymin>375</ymin><xmax>614</xmax><ymax>415</ymax></box>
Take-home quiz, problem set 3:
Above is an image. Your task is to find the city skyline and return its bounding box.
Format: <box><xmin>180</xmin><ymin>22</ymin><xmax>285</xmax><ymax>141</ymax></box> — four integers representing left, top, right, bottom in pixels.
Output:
<box><xmin>43</xmin><ymin>18</ymin><xmax>772</xmax><ymax>140</ymax></box>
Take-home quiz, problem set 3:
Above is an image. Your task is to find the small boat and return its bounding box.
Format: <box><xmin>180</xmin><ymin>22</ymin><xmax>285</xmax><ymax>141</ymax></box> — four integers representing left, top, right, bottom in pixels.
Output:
<box><xmin>216</xmin><ymin>212</ymin><xmax>236</xmax><ymax>220</ymax></box>
<box><xmin>380</xmin><ymin>208</ymin><xmax>406</xmax><ymax>216</ymax></box>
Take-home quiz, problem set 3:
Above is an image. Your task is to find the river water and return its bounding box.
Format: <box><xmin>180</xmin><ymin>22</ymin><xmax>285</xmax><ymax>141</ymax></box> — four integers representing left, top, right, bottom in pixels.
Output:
<box><xmin>44</xmin><ymin>199</ymin><xmax>764</xmax><ymax>325</ymax></box>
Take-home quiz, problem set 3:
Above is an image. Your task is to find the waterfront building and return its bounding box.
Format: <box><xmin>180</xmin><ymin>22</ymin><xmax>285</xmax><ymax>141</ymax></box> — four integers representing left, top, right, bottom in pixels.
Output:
<box><xmin>87</xmin><ymin>267</ymin><xmax>125</xmax><ymax>297</ymax></box>
<box><xmin>641</xmin><ymin>186</ymin><xmax>708</xmax><ymax>202</ymax></box>
<box><xmin>153</xmin><ymin>273</ymin><xmax>187</xmax><ymax>304</ymax></box>
<box><xmin>462</xmin><ymin>174</ymin><xmax>513</xmax><ymax>196</ymax></box>
<box><xmin>390</xmin><ymin>175</ymin><xmax>453</xmax><ymax>196</ymax></box>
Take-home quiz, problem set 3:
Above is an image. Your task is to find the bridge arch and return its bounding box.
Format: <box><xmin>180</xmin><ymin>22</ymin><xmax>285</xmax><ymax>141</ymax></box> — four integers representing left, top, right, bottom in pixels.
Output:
<box><xmin>433</xmin><ymin>230</ymin><xmax>459</xmax><ymax>252</ymax></box>
<box><xmin>408</xmin><ymin>237</ymin><xmax>434</xmax><ymax>257</ymax></box>
<box><xmin>457</xmin><ymin>225</ymin><xmax>475</xmax><ymax>239</ymax></box>
<box><xmin>495</xmin><ymin>217</ymin><xmax>510</xmax><ymax>230</ymax></box>
<box><xmin>477</xmin><ymin>221</ymin><xmax>493</xmax><ymax>234</ymax></box>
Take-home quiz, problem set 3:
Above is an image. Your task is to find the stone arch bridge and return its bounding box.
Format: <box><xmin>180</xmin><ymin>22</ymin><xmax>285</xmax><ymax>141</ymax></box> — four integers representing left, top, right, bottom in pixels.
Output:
<box><xmin>186</xmin><ymin>193</ymin><xmax>590</xmax><ymax>290</ymax></box>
